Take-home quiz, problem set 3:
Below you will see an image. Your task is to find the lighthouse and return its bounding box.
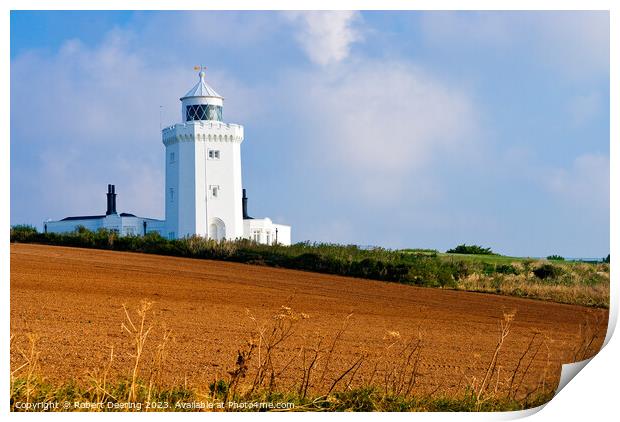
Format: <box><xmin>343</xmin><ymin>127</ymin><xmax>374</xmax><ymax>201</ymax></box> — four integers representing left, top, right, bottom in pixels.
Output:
<box><xmin>43</xmin><ymin>68</ymin><xmax>291</xmax><ymax>245</ymax></box>
<box><xmin>162</xmin><ymin>70</ymin><xmax>244</xmax><ymax>240</ymax></box>
<box><xmin>162</xmin><ymin>69</ymin><xmax>291</xmax><ymax>244</ymax></box>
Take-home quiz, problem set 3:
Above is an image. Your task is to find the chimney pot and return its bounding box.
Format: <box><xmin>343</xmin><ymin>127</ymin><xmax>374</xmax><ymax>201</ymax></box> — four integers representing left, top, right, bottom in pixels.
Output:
<box><xmin>106</xmin><ymin>184</ymin><xmax>118</xmax><ymax>215</ymax></box>
<box><xmin>242</xmin><ymin>189</ymin><xmax>251</xmax><ymax>219</ymax></box>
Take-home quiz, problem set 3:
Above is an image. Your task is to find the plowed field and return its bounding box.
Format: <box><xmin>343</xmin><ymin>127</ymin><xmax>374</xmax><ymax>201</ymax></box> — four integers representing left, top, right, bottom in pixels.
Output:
<box><xmin>10</xmin><ymin>243</ymin><xmax>608</xmax><ymax>396</ymax></box>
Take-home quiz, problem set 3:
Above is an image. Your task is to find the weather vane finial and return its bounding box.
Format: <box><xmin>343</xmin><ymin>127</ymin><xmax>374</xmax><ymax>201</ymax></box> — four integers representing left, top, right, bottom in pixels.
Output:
<box><xmin>194</xmin><ymin>65</ymin><xmax>207</xmax><ymax>80</ymax></box>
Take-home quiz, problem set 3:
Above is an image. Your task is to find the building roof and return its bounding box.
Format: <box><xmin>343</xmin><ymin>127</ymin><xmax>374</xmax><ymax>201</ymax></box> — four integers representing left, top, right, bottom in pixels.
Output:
<box><xmin>60</xmin><ymin>212</ymin><xmax>137</xmax><ymax>221</ymax></box>
<box><xmin>60</xmin><ymin>215</ymin><xmax>105</xmax><ymax>221</ymax></box>
<box><xmin>181</xmin><ymin>71</ymin><xmax>222</xmax><ymax>100</ymax></box>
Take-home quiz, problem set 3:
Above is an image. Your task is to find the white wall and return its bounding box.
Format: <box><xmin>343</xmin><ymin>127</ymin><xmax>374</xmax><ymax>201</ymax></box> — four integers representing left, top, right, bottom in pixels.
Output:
<box><xmin>121</xmin><ymin>217</ymin><xmax>166</xmax><ymax>237</ymax></box>
<box><xmin>45</xmin><ymin>218</ymin><xmax>104</xmax><ymax>234</ymax></box>
<box><xmin>202</xmin><ymin>137</ymin><xmax>244</xmax><ymax>240</ymax></box>
<box><xmin>164</xmin><ymin>142</ymin><xmax>180</xmax><ymax>239</ymax></box>
<box><xmin>178</xmin><ymin>140</ymin><xmax>197</xmax><ymax>238</ymax></box>
<box><xmin>243</xmin><ymin>218</ymin><xmax>292</xmax><ymax>246</ymax></box>
<box><xmin>162</xmin><ymin>121</ymin><xmax>244</xmax><ymax>240</ymax></box>
<box><xmin>273</xmin><ymin>224</ymin><xmax>291</xmax><ymax>246</ymax></box>
<box><xmin>45</xmin><ymin>214</ymin><xmax>166</xmax><ymax>237</ymax></box>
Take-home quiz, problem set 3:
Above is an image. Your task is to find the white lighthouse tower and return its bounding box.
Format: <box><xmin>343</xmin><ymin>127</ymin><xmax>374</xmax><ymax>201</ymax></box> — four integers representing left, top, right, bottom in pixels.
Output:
<box><xmin>44</xmin><ymin>68</ymin><xmax>291</xmax><ymax>244</ymax></box>
<box><xmin>162</xmin><ymin>70</ymin><xmax>244</xmax><ymax>240</ymax></box>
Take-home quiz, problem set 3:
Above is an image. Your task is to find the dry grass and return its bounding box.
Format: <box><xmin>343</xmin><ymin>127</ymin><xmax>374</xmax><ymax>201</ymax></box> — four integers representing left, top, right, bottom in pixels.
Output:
<box><xmin>230</xmin><ymin>308</ymin><xmax>426</xmax><ymax>401</ymax></box>
<box><xmin>86</xmin><ymin>345</ymin><xmax>116</xmax><ymax>405</ymax></box>
<box><xmin>457</xmin><ymin>272</ymin><xmax>609</xmax><ymax>308</ymax></box>
<box><xmin>121</xmin><ymin>301</ymin><xmax>154</xmax><ymax>402</ymax></box>
<box><xmin>10</xmin><ymin>300</ymin><xmax>602</xmax><ymax>412</ymax></box>
<box><xmin>570</xmin><ymin>313</ymin><xmax>607</xmax><ymax>362</ymax></box>
<box><xmin>460</xmin><ymin>309</ymin><xmax>559</xmax><ymax>411</ymax></box>
<box><xmin>473</xmin><ymin>310</ymin><xmax>514</xmax><ymax>408</ymax></box>
<box><xmin>10</xmin><ymin>333</ymin><xmax>41</xmax><ymax>405</ymax></box>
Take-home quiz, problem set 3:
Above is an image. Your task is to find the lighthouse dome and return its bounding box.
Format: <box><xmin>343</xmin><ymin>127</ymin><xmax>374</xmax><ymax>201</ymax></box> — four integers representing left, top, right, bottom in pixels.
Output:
<box><xmin>180</xmin><ymin>71</ymin><xmax>224</xmax><ymax>122</ymax></box>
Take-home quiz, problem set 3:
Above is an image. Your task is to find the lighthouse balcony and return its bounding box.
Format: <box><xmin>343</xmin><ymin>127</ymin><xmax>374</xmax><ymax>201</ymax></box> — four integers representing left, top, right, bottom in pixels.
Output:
<box><xmin>162</xmin><ymin>121</ymin><xmax>244</xmax><ymax>146</ymax></box>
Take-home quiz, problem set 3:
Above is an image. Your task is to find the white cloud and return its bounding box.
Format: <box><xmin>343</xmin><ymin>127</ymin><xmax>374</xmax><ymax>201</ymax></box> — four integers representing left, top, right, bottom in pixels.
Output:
<box><xmin>11</xmin><ymin>32</ymin><xmax>212</xmax><ymax>222</ymax></box>
<box><xmin>532</xmin><ymin>12</ymin><xmax>609</xmax><ymax>80</ymax></box>
<box><xmin>546</xmin><ymin>153</ymin><xmax>609</xmax><ymax>210</ymax></box>
<box><xmin>133</xmin><ymin>11</ymin><xmax>278</xmax><ymax>53</ymax></box>
<box><xmin>288</xmin><ymin>60</ymin><xmax>479</xmax><ymax>203</ymax></box>
<box><xmin>13</xmin><ymin>34</ymin><xmax>185</xmax><ymax>143</ymax></box>
<box><xmin>419</xmin><ymin>11</ymin><xmax>609</xmax><ymax>80</ymax></box>
<box><xmin>283</xmin><ymin>11</ymin><xmax>363</xmax><ymax>66</ymax></box>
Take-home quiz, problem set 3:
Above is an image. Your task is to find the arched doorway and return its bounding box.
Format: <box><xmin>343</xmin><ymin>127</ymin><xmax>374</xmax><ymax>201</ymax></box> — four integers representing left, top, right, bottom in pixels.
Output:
<box><xmin>208</xmin><ymin>217</ymin><xmax>226</xmax><ymax>241</ymax></box>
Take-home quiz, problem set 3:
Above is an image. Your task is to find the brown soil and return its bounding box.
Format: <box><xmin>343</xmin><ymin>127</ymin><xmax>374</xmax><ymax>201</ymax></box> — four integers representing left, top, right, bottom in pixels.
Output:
<box><xmin>10</xmin><ymin>243</ymin><xmax>608</xmax><ymax>397</ymax></box>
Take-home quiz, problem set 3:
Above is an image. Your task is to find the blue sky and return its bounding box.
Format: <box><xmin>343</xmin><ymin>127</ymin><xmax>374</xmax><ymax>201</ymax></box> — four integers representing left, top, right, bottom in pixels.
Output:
<box><xmin>10</xmin><ymin>11</ymin><xmax>610</xmax><ymax>257</ymax></box>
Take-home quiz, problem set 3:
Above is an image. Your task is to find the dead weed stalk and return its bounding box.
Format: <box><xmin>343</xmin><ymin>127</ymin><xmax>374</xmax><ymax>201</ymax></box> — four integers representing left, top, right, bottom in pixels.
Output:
<box><xmin>121</xmin><ymin>300</ymin><xmax>153</xmax><ymax>402</ymax></box>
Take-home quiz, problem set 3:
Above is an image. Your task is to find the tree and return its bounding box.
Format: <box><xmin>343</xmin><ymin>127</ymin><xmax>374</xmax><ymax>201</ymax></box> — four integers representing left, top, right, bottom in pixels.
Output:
<box><xmin>446</xmin><ymin>244</ymin><xmax>496</xmax><ymax>255</ymax></box>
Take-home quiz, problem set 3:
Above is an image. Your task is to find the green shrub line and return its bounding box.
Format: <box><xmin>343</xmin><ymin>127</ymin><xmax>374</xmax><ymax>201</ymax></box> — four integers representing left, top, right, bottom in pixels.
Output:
<box><xmin>446</xmin><ymin>244</ymin><xmax>497</xmax><ymax>255</ymax></box>
<box><xmin>10</xmin><ymin>377</ymin><xmax>553</xmax><ymax>412</ymax></box>
<box><xmin>10</xmin><ymin>225</ymin><xmax>609</xmax><ymax>307</ymax></box>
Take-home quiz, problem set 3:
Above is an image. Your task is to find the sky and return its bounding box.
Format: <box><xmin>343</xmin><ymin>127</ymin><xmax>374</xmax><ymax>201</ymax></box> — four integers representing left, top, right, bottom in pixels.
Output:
<box><xmin>10</xmin><ymin>10</ymin><xmax>610</xmax><ymax>257</ymax></box>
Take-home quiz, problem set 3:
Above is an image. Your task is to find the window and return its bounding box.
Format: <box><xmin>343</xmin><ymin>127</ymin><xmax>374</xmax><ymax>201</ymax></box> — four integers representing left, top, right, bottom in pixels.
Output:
<box><xmin>185</xmin><ymin>104</ymin><xmax>222</xmax><ymax>122</ymax></box>
<box><xmin>252</xmin><ymin>230</ymin><xmax>261</xmax><ymax>243</ymax></box>
<box><xmin>169</xmin><ymin>188</ymin><xmax>175</xmax><ymax>203</ymax></box>
<box><xmin>208</xmin><ymin>149</ymin><xmax>220</xmax><ymax>160</ymax></box>
<box><xmin>168</xmin><ymin>232</ymin><xmax>175</xmax><ymax>240</ymax></box>
<box><xmin>209</xmin><ymin>185</ymin><xmax>220</xmax><ymax>198</ymax></box>
<box><xmin>266</xmin><ymin>232</ymin><xmax>271</xmax><ymax>245</ymax></box>
<box><xmin>169</xmin><ymin>152</ymin><xmax>175</xmax><ymax>163</ymax></box>
<box><xmin>126</xmin><ymin>227</ymin><xmax>135</xmax><ymax>236</ymax></box>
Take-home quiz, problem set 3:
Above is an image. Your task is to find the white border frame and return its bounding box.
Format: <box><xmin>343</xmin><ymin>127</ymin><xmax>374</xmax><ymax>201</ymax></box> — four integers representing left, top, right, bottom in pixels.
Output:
<box><xmin>2</xmin><ymin>1</ymin><xmax>616</xmax><ymax>420</ymax></box>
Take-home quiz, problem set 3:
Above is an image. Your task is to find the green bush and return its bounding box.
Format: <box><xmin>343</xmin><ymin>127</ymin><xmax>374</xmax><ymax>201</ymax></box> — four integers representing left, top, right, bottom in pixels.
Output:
<box><xmin>400</xmin><ymin>248</ymin><xmax>438</xmax><ymax>258</ymax></box>
<box><xmin>495</xmin><ymin>264</ymin><xmax>518</xmax><ymax>275</ymax></box>
<box><xmin>533</xmin><ymin>264</ymin><xmax>562</xmax><ymax>280</ymax></box>
<box><xmin>546</xmin><ymin>255</ymin><xmax>565</xmax><ymax>261</ymax></box>
<box><xmin>10</xmin><ymin>225</ymin><xmax>39</xmax><ymax>242</ymax></box>
<box><xmin>481</xmin><ymin>262</ymin><xmax>495</xmax><ymax>275</ymax></box>
<box><xmin>11</xmin><ymin>224</ymin><xmax>38</xmax><ymax>234</ymax></box>
<box><xmin>446</xmin><ymin>244</ymin><xmax>496</xmax><ymax>255</ymax></box>
<box><xmin>209</xmin><ymin>379</ymin><xmax>229</xmax><ymax>398</ymax></box>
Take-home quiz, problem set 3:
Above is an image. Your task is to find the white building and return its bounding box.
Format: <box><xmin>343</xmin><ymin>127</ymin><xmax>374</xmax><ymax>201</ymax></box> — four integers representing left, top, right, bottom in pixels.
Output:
<box><xmin>44</xmin><ymin>184</ymin><xmax>166</xmax><ymax>237</ymax></box>
<box><xmin>45</xmin><ymin>70</ymin><xmax>291</xmax><ymax>245</ymax></box>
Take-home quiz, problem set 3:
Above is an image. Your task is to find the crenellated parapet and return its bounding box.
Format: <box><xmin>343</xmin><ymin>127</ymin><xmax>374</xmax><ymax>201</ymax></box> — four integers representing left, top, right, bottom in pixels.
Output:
<box><xmin>162</xmin><ymin>121</ymin><xmax>244</xmax><ymax>146</ymax></box>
